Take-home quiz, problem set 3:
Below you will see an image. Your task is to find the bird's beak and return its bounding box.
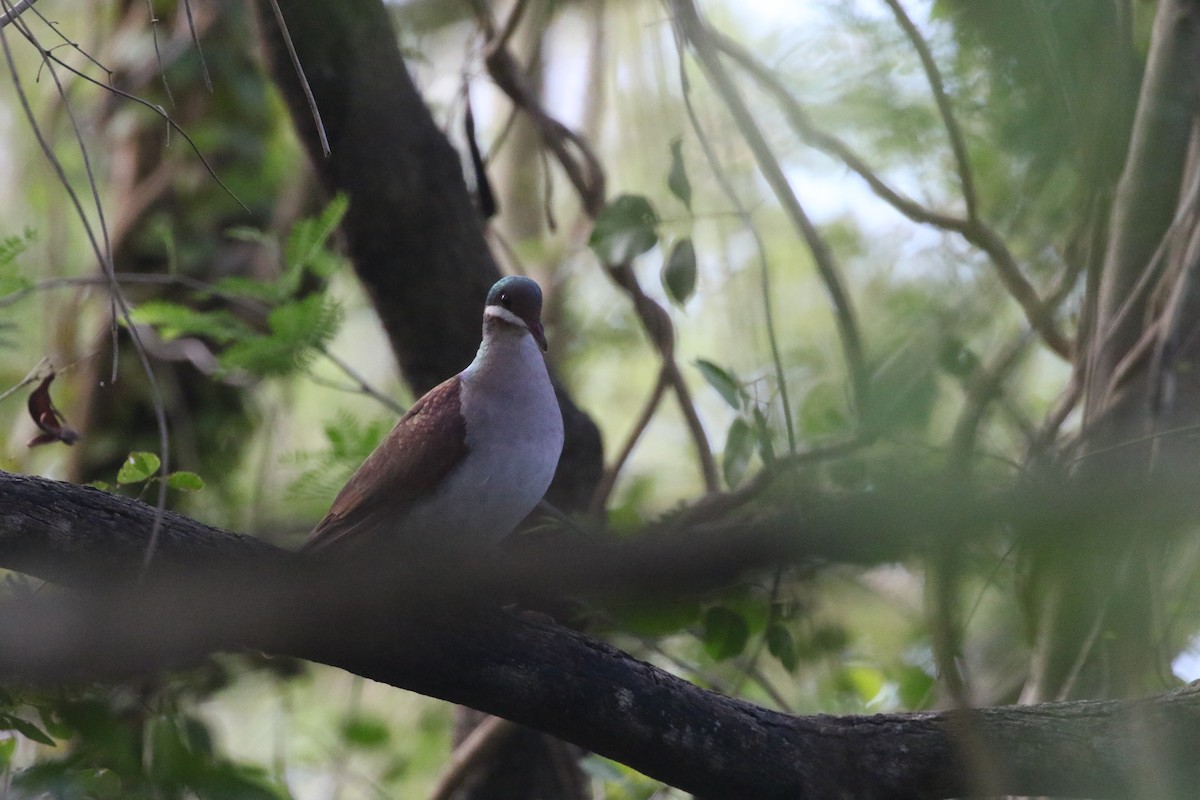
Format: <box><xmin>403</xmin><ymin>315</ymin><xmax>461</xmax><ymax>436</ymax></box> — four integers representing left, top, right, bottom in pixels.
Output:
<box><xmin>528</xmin><ymin>320</ymin><xmax>548</xmax><ymax>352</ymax></box>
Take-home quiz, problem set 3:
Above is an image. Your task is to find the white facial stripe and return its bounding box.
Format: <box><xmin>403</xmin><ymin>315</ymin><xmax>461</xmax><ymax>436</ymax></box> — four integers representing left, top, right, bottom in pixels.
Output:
<box><xmin>485</xmin><ymin>305</ymin><xmax>528</xmax><ymax>329</ymax></box>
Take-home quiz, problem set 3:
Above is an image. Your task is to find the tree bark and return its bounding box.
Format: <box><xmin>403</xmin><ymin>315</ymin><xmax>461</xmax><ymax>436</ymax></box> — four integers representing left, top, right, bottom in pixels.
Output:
<box><xmin>2</xmin><ymin>470</ymin><xmax>1200</xmax><ymax>799</ymax></box>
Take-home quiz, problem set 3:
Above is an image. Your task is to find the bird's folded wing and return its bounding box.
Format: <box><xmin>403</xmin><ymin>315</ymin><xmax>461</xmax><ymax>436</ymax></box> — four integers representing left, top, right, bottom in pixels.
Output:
<box><xmin>303</xmin><ymin>376</ymin><xmax>469</xmax><ymax>552</ymax></box>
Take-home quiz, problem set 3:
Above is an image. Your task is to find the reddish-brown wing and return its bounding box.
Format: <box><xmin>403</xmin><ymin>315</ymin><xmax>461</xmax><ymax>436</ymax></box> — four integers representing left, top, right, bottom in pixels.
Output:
<box><xmin>304</xmin><ymin>376</ymin><xmax>468</xmax><ymax>552</ymax></box>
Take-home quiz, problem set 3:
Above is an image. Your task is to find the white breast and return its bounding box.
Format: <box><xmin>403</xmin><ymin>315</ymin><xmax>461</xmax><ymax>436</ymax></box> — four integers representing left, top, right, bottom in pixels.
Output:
<box><xmin>406</xmin><ymin>331</ymin><xmax>564</xmax><ymax>546</ymax></box>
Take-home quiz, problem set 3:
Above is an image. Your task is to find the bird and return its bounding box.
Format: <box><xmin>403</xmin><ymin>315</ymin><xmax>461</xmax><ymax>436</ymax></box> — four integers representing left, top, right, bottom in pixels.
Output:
<box><xmin>304</xmin><ymin>276</ymin><xmax>565</xmax><ymax>557</ymax></box>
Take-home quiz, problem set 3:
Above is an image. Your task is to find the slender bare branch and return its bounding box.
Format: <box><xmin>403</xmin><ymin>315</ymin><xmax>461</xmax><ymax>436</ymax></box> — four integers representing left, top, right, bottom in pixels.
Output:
<box><xmin>429</xmin><ymin>716</ymin><xmax>519</xmax><ymax>800</ymax></box>
<box><xmin>675</xmin><ymin>37</ymin><xmax>796</xmax><ymax>453</ymax></box>
<box><xmin>881</xmin><ymin>0</ymin><xmax>977</xmax><ymax>220</ymax></box>
<box><xmin>0</xmin><ymin>0</ymin><xmax>35</xmax><ymax>30</ymax></box>
<box><xmin>144</xmin><ymin>0</ymin><xmax>175</xmax><ymax>107</ymax></box>
<box><xmin>181</xmin><ymin>0</ymin><xmax>213</xmax><ymax>91</ymax></box>
<box><xmin>709</xmin><ymin>29</ymin><xmax>1073</xmax><ymax>361</ymax></box>
<box><xmin>590</xmin><ymin>367</ymin><xmax>669</xmax><ymax>514</ymax></box>
<box><xmin>671</xmin><ymin>0</ymin><xmax>870</xmax><ymax>418</ymax></box>
<box><xmin>266</xmin><ymin>0</ymin><xmax>330</xmax><ymax>157</ymax></box>
<box><xmin>468</xmin><ymin>0</ymin><xmax>716</xmax><ymax>494</ymax></box>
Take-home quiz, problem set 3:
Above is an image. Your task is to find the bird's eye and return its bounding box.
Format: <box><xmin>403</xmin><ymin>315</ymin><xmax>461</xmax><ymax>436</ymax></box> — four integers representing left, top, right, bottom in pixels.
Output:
<box><xmin>500</xmin><ymin>294</ymin><xmax>512</xmax><ymax>310</ymax></box>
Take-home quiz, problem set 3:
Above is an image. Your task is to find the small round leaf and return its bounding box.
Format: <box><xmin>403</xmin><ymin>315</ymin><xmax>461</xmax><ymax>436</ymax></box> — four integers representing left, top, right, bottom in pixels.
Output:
<box><xmin>117</xmin><ymin>451</ymin><xmax>161</xmax><ymax>485</ymax></box>
<box><xmin>662</xmin><ymin>237</ymin><xmax>697</xmax><ymax>305</ymax></box>
<box><xmin>588</xmin><ymin>194</ymin><xmax>660</xmax><ymax>265</ymax></box>
<box><xmin>702</xmin><ymin>606</ymin><xmax>749</xmax><ymax>661</ymax></box>
<box><xmin>166</xmin><ymin>471</ymin><xmax>206</xmax><ymax>492</ymax></box>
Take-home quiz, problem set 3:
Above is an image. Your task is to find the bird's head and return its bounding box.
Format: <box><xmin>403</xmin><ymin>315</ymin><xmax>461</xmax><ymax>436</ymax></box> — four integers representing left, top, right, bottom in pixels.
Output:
<box><xmin>484</xmin><ymin>276</ymin><xmax>548</xmax><ymax>351</ymax></box>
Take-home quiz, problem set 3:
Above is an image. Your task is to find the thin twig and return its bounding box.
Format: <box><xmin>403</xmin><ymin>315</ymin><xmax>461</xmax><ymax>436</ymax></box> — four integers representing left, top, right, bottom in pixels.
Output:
<box><xmin>606</xmin><ymin>260</ymin><xmax>720</xmax><ymax>492</ymax></box>
<box><xmin>675</xmin><ymin>36</ymin><xmax>796</xmax><ymax>453</ymax></box>
<box><xmin>0</xmin><ymin>5</ymin><xmax>172</xmax><ymax>572</ymax></box>
<box><xmin>947</xmin><ymin>331</ymin><xmax>1036</xmax><ymax>471</ymax></box>
<box><xmin>881</xmin><ymin>0</ymin><xmax>977</xmax><ymax>220</ymax></box>
<box><xmin>25</xmin><ymin>1</ymin><xmax>111</xmax><ymax>76</ymax></box>
<box><xmin>1028</xmin><ymin>371</ymin><xmax>1082</xmax><ymax>461</ymax></box>
<box><xmin>0</xmin><ymin>0</ymin><xmax>34</xmax><ymax>30</ymax></box>
<box><xmin>671</xmin><ymin>0</ymin><xmax>870</xmax><ymax>419</ymax></box>
<box><xmin>590</xmin><ymin>367</ymin><xmax>669</xmax><ymax>514</ymax></box>
<box><xmin>16</xmin><ymin>30</ymin><xmax>247</xmax><ymax>211</ymax></box>
<box><xmin>317</xmin><ymin>350</ymin><xmax>405</xmax><ymax>416</ymax></box>
<box><xmin>180</xmin><ymin>0</ymin><xmax>212</xmax><ymax>91</ymax></box>
<box><xmin>471</xmin><ymin>0</ymin><xmax>606</xmax><ymax>215</ymax></box>
<box><xmin>0</xmin><ymin>358</ymin><xmax>49</xmax><ymax>405</ymax></box>
<box><xmin>675</xmin><ymin>435</ymin><xmax>866</xmax><ymax>528</ymax></box>
<box><xmin>144</xmin><ymin>0</ymin><xmax>175</xmax><ymax>107</ymax></box>
<box><xmin>710</xmin><ymin>29</ymin><xmax>1073</xmax><ymax>361</ymax></box>
<box><xmin>267</xmin><ymin>0</ymin><xmax>330</xmax><ymax>157</ymax></box>
<box><xmin>470</xmin><ymin>0</ymin><xmax>716</xmax><ymax>492</ymax></box>
<box><xmin>428</xmin><ymin>716</ymin><xmax>519</xmax><ymax>800</ymax></box>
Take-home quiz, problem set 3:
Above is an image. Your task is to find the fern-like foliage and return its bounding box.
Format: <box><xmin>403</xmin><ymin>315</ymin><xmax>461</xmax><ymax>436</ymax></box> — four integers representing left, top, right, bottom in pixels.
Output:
<box><xmin>0</xmin><ymin>228</ymin><xmax>36</xmax><ymax>296</ymax></box>
<box><xmin>128</xmin><ymin>195</ymin><xmax>350</xmax><ymax>378</ymax></box>
<box><xmin>130</xmin><ymin>301</ymin><xmax>256</xmax><ymax>344</ymax></box>
<box><xmin>220</xmin><ymin>294</ymin><xmax>342</xmax><ymax>376</ymax></box>
<box><xmin>287</xmin><ymin>410</ymin><xmax>394</xmax><ymax>507</ymax></box>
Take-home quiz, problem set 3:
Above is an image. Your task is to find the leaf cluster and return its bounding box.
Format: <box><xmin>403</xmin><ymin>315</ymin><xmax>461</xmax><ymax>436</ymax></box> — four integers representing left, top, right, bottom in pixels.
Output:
<box><xmin>129</xmin><ymin>196</ymin><xmax>349</xmax><ymax>379</ymax></box>
<box><xmin>0</xmin><ymin>682</ymin><xmax>285</xmax><ymax>799</ymax></box>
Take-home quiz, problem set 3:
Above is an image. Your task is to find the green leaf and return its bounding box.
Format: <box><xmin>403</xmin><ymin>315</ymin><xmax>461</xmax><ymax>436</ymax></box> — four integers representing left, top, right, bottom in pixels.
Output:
<box><xmin>0</xmin><ymin>736</ymin><xmax>15</xmax><ymax>769</ymax></box>
<box><xmin>86</xmin><ymin>480</ymin><xmax>111</xmax><ymax>492</ymax></box>
<box><xmin>800</xmin><ymin>381</ymin><xmax>848</xmax><ymax>436</ymax></box>
<box><xmin>0</xmin><ymin>229</ymin><xmax>34</xmax><ymax>275</ymax></box>
<box><xmin>117</xmin><ymin>451</ymin><xmax>162</xmax><ymax>484</ymax></box>
<box><xmin>213</xmin><ymin>276</ymin><xmax>287</xmax><ymax>304</ymax></box>
<box><xmin>149</xmin><ymin>716</ymin><xmax>190</xmax><ymax>782</ymax></box>
<box><xmin>766</xmin><ymin>623</ymin><xmax>799</xmax><ymax>671</ymax></box>
<box><xmin>939</xmin><ymin>336</ymin><xmax>980</xmax><ymax>378</ymax></box>
<box><xmin>695</xmin><ymin>359</ymin><xmax>742</xmax><ymax>409</ymax></box>
<box><xmin>667</xmin><ymin>137</ymin><xmax>693</xmax><ymax>211</ymax></box>
<box><xmin>611</xmin><ymin>599</ymin><xmax>700</xmax><ymax>637</ymax></box>
<box><xmin>752</xmin><ymin>407</ymin><xmax>775</xmax><ymax>463</ymax></box>
<box><xmin>3</xmin><ymin>715</ymin><xmax>55</xmax><ymax>746</ymax></box>
<box><xmin>588</xmin><ymin>194</ymin><xmax>660</xmax><ymax>265</ymax></box>
<box><xmin>37</xmin><ymin>708</ymin><xmax>72</xmax><ymax>740</ymax></box>
<box><xmin>0</xmin><ymin>241</ymin><xmax>32</xmax><ymax>296</ymax></box>
<box><xmin>838</xmin><ymin>665</ymin><xmax>886</xmax><ymax>704</ymax></box>
<box><xmin>166</xmin><ymin>471</ymin><xmax>206</xmax><ymax>492</ymax></box>
<box><xmin>220</xmin><ymin>294</ymin><xmax>341</xmax><ymax>376</ymax></box>
<box><xmin>702</xmin><ymin>606</ymin><xmax>749</xmax><ymax>661</ymax></box>
<box><xmin>225</xmin><ymin>225</ymin><xmax>274</xmax><ymax>246</ymax></box>
<box><xmin>809</xmin><ymin>624</ymin><xmax>849</xmax><ymax>654</ymax></box>
<box><xmin>662</xmin><ymin>237</ymin><xmax>697</xmax><ymax>305</ymax></box>
<box><xmin>180</xmin><ymin>715</ymin><xmax>214</xmax><ymax>758</ymax></box>
<box><xmin>897</xmin><ymin>665</ymin><xmax>935</xmax><ymax>709</ymax></box>
<box><xmin>341</xmin><ymin>715</ymin><xmax>390</xmax><ymax>749</ymax></box>
<box><xmin>723</xmin><ymin>417</ymin><xmax>754</xmax><ymax>489</ymax></box>
<box><xmin>76</xmin><ymin>768</ymin><xmax>122</xmax><ymax>798</ymax></box>
<box><xmin>131</xmin><ymin>300</ymin><xmax>256</xmax><ymax>344</ymax></box>
<box><xmin>283</xmin><ymin>193</ymin><xmax>349</xmax><ymax>286</ymax></box>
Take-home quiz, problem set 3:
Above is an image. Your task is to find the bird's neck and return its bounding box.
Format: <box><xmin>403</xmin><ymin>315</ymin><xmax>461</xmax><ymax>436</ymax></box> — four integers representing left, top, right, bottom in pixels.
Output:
<box><xmin>464</xmin><ymin>320</ymin><xmax>547</xmax><ymax>389</ymax></box>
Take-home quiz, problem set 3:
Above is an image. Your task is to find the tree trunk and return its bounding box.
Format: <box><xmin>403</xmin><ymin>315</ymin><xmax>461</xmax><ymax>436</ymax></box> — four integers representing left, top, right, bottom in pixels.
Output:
<box><xmin>1025</xmin><ymin>0</ymin><xmax>1200</xmax><ymax>703</ymax></box>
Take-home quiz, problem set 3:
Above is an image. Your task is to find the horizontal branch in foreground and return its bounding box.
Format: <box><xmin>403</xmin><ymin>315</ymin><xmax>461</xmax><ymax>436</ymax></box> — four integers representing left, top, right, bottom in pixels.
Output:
<box><xmin>1</xmin><ymin>470</ymin><xmax>1198</xmax><ymax>798</ymax></box>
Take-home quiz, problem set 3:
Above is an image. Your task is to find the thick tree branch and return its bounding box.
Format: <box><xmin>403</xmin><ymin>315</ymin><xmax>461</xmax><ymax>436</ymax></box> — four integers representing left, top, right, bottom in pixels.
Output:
<box><xmin>4</xmin><ymin>471</ymin><xmax>1200</xmax><ymax>797</ymax></box>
